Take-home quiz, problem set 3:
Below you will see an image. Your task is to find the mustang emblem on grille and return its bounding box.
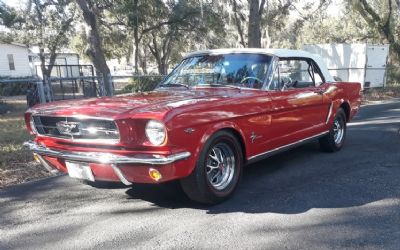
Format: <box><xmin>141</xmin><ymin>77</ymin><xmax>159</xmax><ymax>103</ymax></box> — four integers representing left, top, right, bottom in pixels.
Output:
<box><xmin>56</xmin><ymin>121</ymin><xmax>81</xmax><ymax>136</ymax></box>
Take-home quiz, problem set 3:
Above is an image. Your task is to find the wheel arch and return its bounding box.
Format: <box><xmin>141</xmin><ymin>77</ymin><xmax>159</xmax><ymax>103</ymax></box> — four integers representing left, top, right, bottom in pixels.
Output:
<box><xmin>195</xmin><ymin>122</ymin><xmax>248</xmax><ymax>167</ymax></box>
<box><xmin>339</xmin><ymin>101</ymin><xmax>351</xmax><ymax>122</ymax></box>
<box><xmin>219</xmin><ymin>127</ymin><xmax>247</xmax><ymax>164</ymax></box>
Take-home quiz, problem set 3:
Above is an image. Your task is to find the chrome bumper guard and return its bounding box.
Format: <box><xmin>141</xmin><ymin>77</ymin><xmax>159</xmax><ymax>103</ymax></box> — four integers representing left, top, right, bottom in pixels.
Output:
<box><xmin>23</xmin><ymin>140</ymin><xmax>191</xmax><ymax>186</ymax></box>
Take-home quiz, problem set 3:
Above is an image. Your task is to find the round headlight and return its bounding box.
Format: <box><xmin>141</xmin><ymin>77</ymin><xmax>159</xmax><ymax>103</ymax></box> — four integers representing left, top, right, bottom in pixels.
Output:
<box><xmin>145</xmin><ymin>120</ymin><xmax>166</xmax><ymax>146</ymax></box>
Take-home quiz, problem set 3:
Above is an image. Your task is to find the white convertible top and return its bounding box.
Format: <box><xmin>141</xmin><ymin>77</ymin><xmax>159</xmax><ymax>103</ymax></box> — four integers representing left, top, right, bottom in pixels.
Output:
<box><xmin>185</xmin><ymin>48</ymin><xmax>334</xmax><ymax>82</ymax></box>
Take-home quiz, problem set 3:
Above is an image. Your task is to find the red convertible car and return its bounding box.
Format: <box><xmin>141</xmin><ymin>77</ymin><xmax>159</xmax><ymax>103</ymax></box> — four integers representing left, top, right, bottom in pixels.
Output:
<box><xmin>24</xmin><ymin>49</ymin><xmax>362</xmax><ymax>204</ymax></box>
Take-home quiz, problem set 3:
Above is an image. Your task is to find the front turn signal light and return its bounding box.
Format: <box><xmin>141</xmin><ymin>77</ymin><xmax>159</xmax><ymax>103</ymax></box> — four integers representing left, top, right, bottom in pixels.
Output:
<box><xmin>149</xmin><ymin>168</ymin><xmax>162</xmax><ymax>181</ymax></box>
<box><xmin>33</xmin><ymin>153</ymin><xmax>40</xmax><ymax>163</ymax></box>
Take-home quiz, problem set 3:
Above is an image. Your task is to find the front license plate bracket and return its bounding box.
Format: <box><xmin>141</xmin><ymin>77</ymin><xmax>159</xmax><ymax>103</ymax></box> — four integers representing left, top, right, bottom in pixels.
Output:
<box><xmin>66</xmin><ymin>161</ymin><xmax>95</xmax><ymax>182</ymax></box>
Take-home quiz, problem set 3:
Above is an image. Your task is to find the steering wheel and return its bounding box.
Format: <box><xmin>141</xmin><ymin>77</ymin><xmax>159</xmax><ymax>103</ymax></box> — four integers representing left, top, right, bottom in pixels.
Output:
<box><xmin>281</xmin><ymin>77</ymin><xmax>294</xmax><ymax>90</ymax></box>
<box><xmin>240</xmin><ymin>76</ymin><xmax>263</xmax><ymax>88</ymax></box>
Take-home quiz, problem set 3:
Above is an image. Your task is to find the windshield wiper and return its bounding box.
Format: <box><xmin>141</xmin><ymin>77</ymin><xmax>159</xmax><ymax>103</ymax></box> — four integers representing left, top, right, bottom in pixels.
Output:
<box><xmin>159</xmin><ymin>83</ymin><xmax>189</xmax><ymax>89</ymax></box>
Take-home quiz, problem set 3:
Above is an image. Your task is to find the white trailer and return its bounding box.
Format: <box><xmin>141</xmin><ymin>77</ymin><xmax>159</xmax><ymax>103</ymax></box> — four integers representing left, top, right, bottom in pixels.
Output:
<box><xmin>303</xmin><ymin>43</ymin><xmax>389</xmax><ymax>88</ymax></box>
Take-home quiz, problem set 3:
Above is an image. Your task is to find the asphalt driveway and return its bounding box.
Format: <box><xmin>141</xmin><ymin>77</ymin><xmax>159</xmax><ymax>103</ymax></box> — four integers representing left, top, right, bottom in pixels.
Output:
<box><xmin>1</xmin><ymin>100</ymin><xmax>399</xmax><ymax>249</ymax></box>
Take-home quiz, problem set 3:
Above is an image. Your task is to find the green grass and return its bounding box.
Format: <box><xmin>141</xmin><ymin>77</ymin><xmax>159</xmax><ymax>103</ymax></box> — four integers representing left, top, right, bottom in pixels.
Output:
<box><xmin>0</xmin><ymin>100</ymin><xmax>50</xmax><ymax>188</ymax></box>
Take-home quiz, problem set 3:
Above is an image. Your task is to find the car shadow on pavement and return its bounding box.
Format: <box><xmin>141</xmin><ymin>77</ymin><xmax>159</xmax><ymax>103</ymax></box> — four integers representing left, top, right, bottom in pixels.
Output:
<box><xmin>83</xmin><ymin>180</ymin><xmax>128</xmax><ymax>189</ymax></box>
<box><xmin>124</xmin><ymin>120</ymin><xmax>400</xmax><ymax>214</ymax></box>
<box><xmin>123</xmin><ymin>143</ymin><xmax>323</xmax><ymax>211</ymax></box>
<box><xmin>123</xmin><ymin>143</ymin><xmax>320</xmax><ymax>210</ymax></box>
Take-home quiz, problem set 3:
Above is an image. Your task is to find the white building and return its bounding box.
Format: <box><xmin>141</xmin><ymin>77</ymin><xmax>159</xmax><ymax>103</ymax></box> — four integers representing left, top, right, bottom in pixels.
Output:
<box><xmin>0</xmin><ymin>42</ymin><xmax>34</xmax><ymax>78</ymax></box>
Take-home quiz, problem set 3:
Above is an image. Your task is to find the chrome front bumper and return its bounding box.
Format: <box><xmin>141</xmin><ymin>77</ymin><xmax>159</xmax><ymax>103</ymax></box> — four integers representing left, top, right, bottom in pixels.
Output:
<box><xmin>23</xmin><ymin>141</ymin><xmax>191</xmax><ymax>165</ymax></box>
<box><xmin>23</xmin><ymin>140</ymin><xmax>191</xmax><ymax>186</ymax></box>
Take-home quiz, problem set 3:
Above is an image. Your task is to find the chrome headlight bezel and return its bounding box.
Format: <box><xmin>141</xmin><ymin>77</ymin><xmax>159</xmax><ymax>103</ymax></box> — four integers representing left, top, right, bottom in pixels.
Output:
<box><xmin>145</xmin><ymin>120</ymin><xmax>167</xmax><ymax>146</ymax></box>
<box><xmin>29</xmin><ymin>116</ymin><xmax>37</xmax><ymax>134</ymax></box>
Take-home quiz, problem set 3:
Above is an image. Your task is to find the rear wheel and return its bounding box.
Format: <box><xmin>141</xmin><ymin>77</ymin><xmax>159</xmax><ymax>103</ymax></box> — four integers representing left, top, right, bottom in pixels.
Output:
<box><xmin>180</xmin><ymin>131</ymin><xmax>243</xmax><ymax>204</ymax></box>
<box><xmin>319</xmin><ymin>108</ymin><xmax>347</xmax><ymax>152</ymax></box>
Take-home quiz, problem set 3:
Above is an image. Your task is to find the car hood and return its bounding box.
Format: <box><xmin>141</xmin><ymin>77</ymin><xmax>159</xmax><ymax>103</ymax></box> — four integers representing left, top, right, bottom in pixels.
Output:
<box><xmin>27</xmin><ymin>89</ymin><xmax>243</xmax><ymax>119</ymax></box>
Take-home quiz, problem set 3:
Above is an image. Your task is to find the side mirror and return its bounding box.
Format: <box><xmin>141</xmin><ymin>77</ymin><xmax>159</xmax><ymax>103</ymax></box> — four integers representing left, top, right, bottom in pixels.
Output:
<box><xmin>333</xmin><ymin>76</ymin><xmax>342</xmax><ymax>82</ymax></box>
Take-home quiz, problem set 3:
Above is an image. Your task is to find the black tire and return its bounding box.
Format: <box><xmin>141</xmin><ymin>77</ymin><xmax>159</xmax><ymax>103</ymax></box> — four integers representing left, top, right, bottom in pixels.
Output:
<box><xmin>319</xmin><ymin>108</ymin><xmax>347</xmax><ymax>152</ymax></box>
<box><xmin>180</xmin><ymin>130</ymin><xmax>243</xmax><ymax>204</ymax></box>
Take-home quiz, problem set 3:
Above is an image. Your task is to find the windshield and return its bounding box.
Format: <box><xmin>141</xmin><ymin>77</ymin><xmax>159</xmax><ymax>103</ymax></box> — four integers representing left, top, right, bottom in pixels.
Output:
<box><xmin>160</xmin><ymin>53</ymin><xmax>273</xmax><ymax>89</ymax></box>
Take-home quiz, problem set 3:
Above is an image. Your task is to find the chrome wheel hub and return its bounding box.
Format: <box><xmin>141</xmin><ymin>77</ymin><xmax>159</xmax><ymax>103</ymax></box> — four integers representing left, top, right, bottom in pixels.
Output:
<box><xmin>333</xmin><ymin>118</ymin><xmax>344</xmax><ymax>145</ymax></box>
<box><xmin>206</xmin><ymin>142</ymin><xmax>235</xmax><ymax>190</ymax></box>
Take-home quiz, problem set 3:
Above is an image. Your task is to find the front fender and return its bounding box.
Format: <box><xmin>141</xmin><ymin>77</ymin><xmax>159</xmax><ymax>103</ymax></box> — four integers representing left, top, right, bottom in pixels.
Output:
<box><xmin>185</xmin><ymin>121</ymin><xmax>247</xmax><ymax>175</ymax></box>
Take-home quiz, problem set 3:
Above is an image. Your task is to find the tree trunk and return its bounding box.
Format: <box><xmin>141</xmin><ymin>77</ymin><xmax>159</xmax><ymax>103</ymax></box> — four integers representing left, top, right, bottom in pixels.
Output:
<box><xmin>265</xmin><ymin>28</ymin><xmax>271</xmax><ymax>48</ymax></box>
<box><xmin>46</xmin><ymin>51</ymin><xmax>57</xmax><ymax>77</ymax></box>
<box><xmin>133</xmin><ymin>0</ymin><xmax>140</xmax><ymax>74</ymax></box>
<box><xmin>39</xmin><ymin>48</ymin><xmax>47</xmax><ymax>77</ymax></box>
<box><xmin>158</xmin><ymin>62</ymin><xmax>166</xmax><ymax>75</ymax></box>
<box><xmin>76</xmin><ymin>0</ymin><xmax>112</xmax><ymax>96</ymax></box>
<box><xmin>126</xmin><ymin>40</ymin><xmax>133</xmax><ymax>65</ymax></box>
<box><xmin>147</xmin><ymin>33</ymin><xmax>165</xmax><ymax>75</ymax></box>
<box><xmin>140</xmin><ymin>46</ymin><xmax>148</xmax><ymax>74</ymax></box>
<box><xmin>231</xmin><ymin>0</ymin><xmax>246</xmax><ymax>47</ymax></box>
<box><xmin>396</xmin><ymin>0</ymin><xmax>400</xmax><ymax>13</ymax></box>
<box><xmin>134</xmin><ymin>29</ymin><xmax>140</xmax><ymax>74</ymax></box>
<box><xmin>248</xmin><ymin>0</ymin><xmax>262</xmax><ymax>48</ymax></box>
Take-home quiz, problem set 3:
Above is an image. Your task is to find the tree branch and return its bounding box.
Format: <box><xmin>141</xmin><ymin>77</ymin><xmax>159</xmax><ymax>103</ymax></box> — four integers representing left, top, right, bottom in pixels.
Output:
<box><xmin>231</xmin><ymin>0</ymin><xmax>246</xmax><ymax>47</ymax></box>
<box><xmin>259</xmin><ymin>0</ymin><xmax>266</xmax><ymax>15</ymax></box>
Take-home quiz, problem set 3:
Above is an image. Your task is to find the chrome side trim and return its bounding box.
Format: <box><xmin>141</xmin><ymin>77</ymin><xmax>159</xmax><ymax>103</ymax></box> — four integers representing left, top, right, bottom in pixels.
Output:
<box><xmin>111</xmin><ymin>164</ymin><xmax>132</xmax><ymax>185</ymax></box>
<box><xmin>247</xmin><ymin>131</ymin><xmax>329</xmax><ymax>164</ymax></box>
<box><xmin>24</xmin><ymin>141</ymin><xmax>191</xmax><ymax>165</ymax></box>
<box><xmin>325</xmin><ymin>103</ymin><xmax>333</xmax><ymax>124</ymax></box>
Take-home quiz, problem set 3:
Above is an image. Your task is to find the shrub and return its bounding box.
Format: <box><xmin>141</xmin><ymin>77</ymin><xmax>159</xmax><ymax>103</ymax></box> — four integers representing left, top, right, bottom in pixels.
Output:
<box><xmin>387</xmin><ymin>66</ymin><xmax>400</xmax><ymax>86</ymax></box>
<box><xmin>0</xmin><ymin>77</ymin><xmax>38</xmax><ymax>96</ymax></box>
<box><xmin>121</xmin><ymin>75</ymin><xmax>164</xmax><ymax>93</ymax></box>
<box><xmin>0</xmin><ymin>99</ymin><xmax>10</xmax><ymax>115</ymax></box>
<box><xmin>0</xmin><ymin>82</ymin><xmax>28</xmax><ymax>96</ymax></box>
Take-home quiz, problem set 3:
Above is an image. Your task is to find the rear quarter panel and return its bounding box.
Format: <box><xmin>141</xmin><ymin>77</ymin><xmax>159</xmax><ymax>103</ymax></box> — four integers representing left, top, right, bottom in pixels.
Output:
<box><xmin>324</xmin><ymin>82</ymin><xmax>362</xmax><ymax>122</ymax></box>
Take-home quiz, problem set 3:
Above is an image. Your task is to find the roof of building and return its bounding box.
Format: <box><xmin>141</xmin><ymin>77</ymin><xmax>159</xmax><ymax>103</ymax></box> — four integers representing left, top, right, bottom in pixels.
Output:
<box><xmin>185</xmin><ymin>48</ymin><xmax>334</xmax><ymax>82</ymax></box>
<box><xmin>0</xmin><ymin>42</ymin><xmax>28</xmax><ymax>48</ymax></box>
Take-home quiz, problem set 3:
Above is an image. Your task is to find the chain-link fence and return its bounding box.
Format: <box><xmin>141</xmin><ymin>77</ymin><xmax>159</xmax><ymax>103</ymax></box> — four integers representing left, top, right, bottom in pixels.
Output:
<box><xmin>0</xmin><ymin>74</ymin><xmax>166</xmax><ymax>115</ymax></box>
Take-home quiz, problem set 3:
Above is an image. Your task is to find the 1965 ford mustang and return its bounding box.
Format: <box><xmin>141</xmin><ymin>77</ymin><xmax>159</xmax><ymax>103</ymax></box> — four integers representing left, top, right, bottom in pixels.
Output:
<box><xmin>24</xmin><ymin>49</ymin><xmax>362</xmax><ymax>204</ymax></box>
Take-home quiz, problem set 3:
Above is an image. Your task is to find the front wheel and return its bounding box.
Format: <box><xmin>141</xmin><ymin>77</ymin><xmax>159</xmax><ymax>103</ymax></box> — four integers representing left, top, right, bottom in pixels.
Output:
<box><xmin>319</xmin><ymin>108</ymin><xmax>347</xmax><ymax>152</ymax></box>
<box><xmin>180</xmin><ymin>131</ymin><xmax>243</xmax><ymax>204</ymax></box>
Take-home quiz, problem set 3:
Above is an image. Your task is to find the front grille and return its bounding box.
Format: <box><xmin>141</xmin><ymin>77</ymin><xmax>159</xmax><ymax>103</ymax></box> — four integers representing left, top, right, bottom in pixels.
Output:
<box><xmin>31</xmin><ymin>116</ymin><xmax>120</xmax><ymax>142</ymax></box>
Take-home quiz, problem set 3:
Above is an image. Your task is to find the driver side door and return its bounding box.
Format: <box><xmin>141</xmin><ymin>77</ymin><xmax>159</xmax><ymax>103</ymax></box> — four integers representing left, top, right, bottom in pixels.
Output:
<box><xmin>266</xmin><ymin>57</ymin><xmax>329</xmax><ymax>148</ymax></box>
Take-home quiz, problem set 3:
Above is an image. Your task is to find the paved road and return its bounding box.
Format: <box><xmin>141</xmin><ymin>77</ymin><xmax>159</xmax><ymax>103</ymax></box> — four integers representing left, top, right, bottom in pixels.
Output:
<box><xmin>1</xmin><ymin>100</ymin><xmax>400</xmax><ymax>250</ymax></box>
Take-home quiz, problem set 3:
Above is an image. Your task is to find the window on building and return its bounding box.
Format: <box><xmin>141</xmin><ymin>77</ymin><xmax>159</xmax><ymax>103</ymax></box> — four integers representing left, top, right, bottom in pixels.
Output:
<box><xmin>7</xmin><ymin>54</ymin><xmax>15</xmax><ymax>71</ymax></box>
